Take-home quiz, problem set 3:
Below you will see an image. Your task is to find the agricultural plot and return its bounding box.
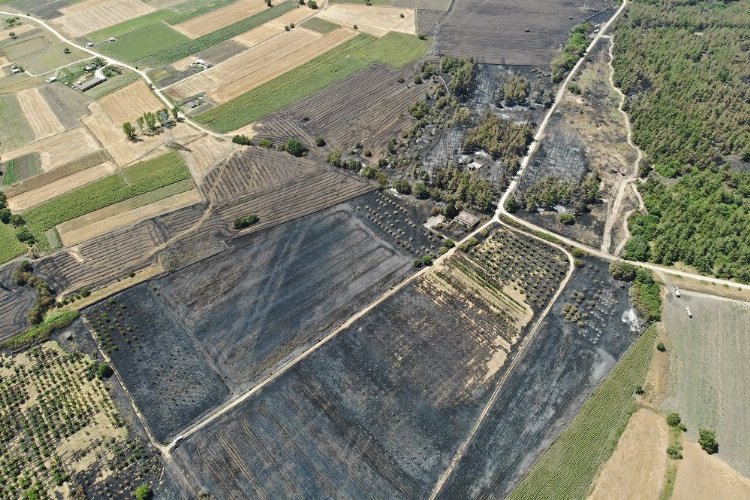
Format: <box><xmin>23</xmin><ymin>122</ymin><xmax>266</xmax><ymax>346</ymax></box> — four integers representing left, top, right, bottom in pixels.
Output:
<box><xmin>172</xmin><ymin>0</ymin><xmax>266</xmax><ymax>38</ymax></box>
<box><xmin>254</xmin><ymin>63</ymin><xmax>423</xmax><ymax>158</ymax></box>
<box><xmin>436</xmin><ymin>0</ymin><xmax>611</xmax><ymax>65</ymax></box>
<box><xmin>662</xmin><ymin>291</ymin><xmax>750</xmax><ymax>478</ymax></box>
<box><xmin>0</xmin><ymin>28</ymin><xmax>87</xmax><ymax>75</ymax></box>
<box><xmin>672</xmin><ymin>441</ymin><xmax>750</xmax><ymax>499</ymax></box>
<box><xmin>150</xmin><ymin>39</ymin><xmax>245</xmax><ymax>87</ymax></box>
<box><xmin>317</xmin><ymin>4</ymin><xmax>416</xmax><ymax>37</ymax></box>
<box><xmin>167</xmin><ymin>226</ymin><xmax>569</xmax><ymax>498</ymax></box>
<box><xmin>1</xmin><ymin>127</ymin><xmax>100</xmax><ymax>172</ymax></box>
<box><xmin>0</xmin><ymin>339</ymin><xmax>163</xmax><ymax>498</ymax></box>
<box><xmin>195</xmin><ymin>31</ymin><xmax>428</xmax><ymax>132</ymax></box>
<box><xmin>231</xmin><ymin>7</ymin><xmax>311</xmax><ymax>46</ymax></box>
<box><xmin>49</xmin><ymin>0</ymin><xmax>156</xmax><ymax>38</ymax></box>
<box><xmin>82</xmin><ymin>290</ymin><xmax>229</xmax><ymax>443</ymax></box>
<box><xmin>0</xmin><ymin>222</ymin><xmax>27</xmax><ymax>266</ymax></box>
<box><xmin>438</xmin><ymin>255</ymin><xmax>643</xmax><ymax>498</ymax></box>
<box><xmin>98</xmin><ymin>80</ymin><xmax>163</xmax><ymax>123</ymax></box>
<box><xmin>179</xmin><ymin>133</ymin><xmax>238</xmax><ymax>180</ymax></box>
<box><xmin>166</xmin><ymin>27</ymin><xmax>352</xmax><ymax>104</ymax></box>
<box><xmin>0</xmin><ymin>93</ymin><xmax>35</xmax><ymax>153</ymax></box>
<box><xmin>96</xmin><ymin>22</ymin><xmax>190</xmax><ymax>63</ymax></box>
<box><xmin>36</xmin><ymin>82</ymin><xmax>92</xmax><ymax>130</ymax></box>
<box><xmin>1</xmin><ymin>153</ymin><xmax>41</xmax><ymax>186</ymax></box>
<box><xmin>0</xmin><ymin>263</ymin><xmax>36</xmax><ymax>339</ymax></box>
<box><xmin>15</xmin><ymin>88</ymin><xmax>64</xmax><ymax>140</ymax></box>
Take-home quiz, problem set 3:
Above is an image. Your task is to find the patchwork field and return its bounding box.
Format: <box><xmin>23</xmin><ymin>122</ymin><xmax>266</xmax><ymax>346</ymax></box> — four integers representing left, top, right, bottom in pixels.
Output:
<box><xmin>179</xmin><ymin>134</ymin><xmax>238</xmax><ymax>180</ymax></box>
<box><xmin>317</xmin><ymin>4</ymin><xmax>416</xmax><ymax>37</ymax></box>
<box><xmin>662</xmin><ymin>291</ymin><xmax>750</xmax><ymax>478</ymax></box>
<box><xmin>0</xmin><ymin>94</ymin><xmax>34</xmax><ymax>153</ymax></box>
<box><xmin>436</xmin><ymin>0</ymin><xmax>611</xmax><ymax>65</ymax></box>
<box><xmin>165</xmin><ymin>226</ymin><xmax>570</xmax><ymax>497</ymax></box>
<box><xmin>173</xmin><ymin>0</ymin><xmax>266</xmax><ymax>38</ymax></box>
<box><xmin>195</xmin><ymin>31</ymin><xmax>428</xmax><ymax>132</ymax></box>
<box><xmin>50</xmin><ymin>0</ymin><xmax>156</xmax><ymax>38</ymax></box>
<box><xmin>98</xmin><ymin>80</ymin><xmax>163</xmax><ymax>123</ymax></box>
<box><xmin>1</xmin><ymin>127</ymin><xmax>100</xmax><ymax>172</ymax></box>
<box><xmin>16</xmin><ymin>88</ymin><xmax>65</xmax><ymax>140</ymax></box>
<box><xmin>232</xmin><ymin>7</ymin><xmax>311</xmax><ymax>46</ymax></box>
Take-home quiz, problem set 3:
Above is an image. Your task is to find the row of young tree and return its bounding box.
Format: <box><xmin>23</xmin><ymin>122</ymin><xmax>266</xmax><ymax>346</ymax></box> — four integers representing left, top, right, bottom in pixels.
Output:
<box><xmin>122</xmin><ymin>107</ymin><xmax>180</xmax><ymax>142</ymax></box>
<box><xmin>614</xmin><ymin>0</ymin><xmax>750</xmax><ymax>282</ymax></box>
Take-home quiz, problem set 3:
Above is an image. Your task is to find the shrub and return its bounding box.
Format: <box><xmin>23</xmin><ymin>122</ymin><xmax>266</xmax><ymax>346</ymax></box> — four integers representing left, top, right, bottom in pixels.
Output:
<box><xmin>413</xmin><ymin>182</ymin><xmax>429</xmax><ymax>199</ymax></box>
<box><xmin>231</xmin><ymin>135</ymin><xmax>253</xmax><ymax>145</ymax></box>
<box><xmin>133</xmin><ymin>484</ymin><xmax>151</xmax><ymax>500</ymax></box>
<box><xmin>421</xmin><ymin>254</ymin><xmax>433</xmax><ymax>266</ymax></box>
<box><xmin>559</xmin><ymin>213</ymin><xmax>575</xmax><ymax>225</ymax></box>
<box><xmin>234</xmin><ymin>215</ymin><xmax>260</xmax><ymax>230</ymax></box>
<box><xmin>9</xmin><ymin>214</ymin><xmax>25</xmax><ymax>226</ymax></box>
<box><xmin>609</xmin><ymin>261</ymin><xmax>638</xmax><ymax>281</ymax></box>
<box><xmin>258</xmin><ymin>139</ymin><xmax>273</xmax><ymax>148</ymax></box>
<box><xmin>656</xmin><ymin>342</ymin><xmax>666</xmax><ymax>352</ymax></box>
<box><xmin>307</xmin><ymin>0</ymin><xmax>317</xmax><ymax>8</ymax></box>
<box><xmin>444</xmin><ymin>201</ymin><xmax>458</xmax><ymax>218</ymax></box>
<box><xmin>285</xmin><ymin>139</ymin><xmax>307</xmax><ymax>157</ymax></box>
<box><xmin>666</xmin><ymin>412</ymin><xmax>681</xmax><ymax>427</ymax></box>
<box><xmin>698</xmin><ymin>429</ymin><xmax>718</xmax><ymax>454</ymax></box>
<box><xmin>315</xmin><ymin>136</ymin><xmax>326</xmax><ymax>147</ymax></box>
<box><xmin>666</xmin><ymin>445</ymin><xmax>683</xmax><ymax>459</ymax></box>
<box><xmin>393</xmin><ymin>179</ymin><xmax>412</xmax><ymax>195</ymax></box>
<box><xmin>16</xmin><ymin>227</ymin><xmax>35</xmax><ymax>244</ymax></box>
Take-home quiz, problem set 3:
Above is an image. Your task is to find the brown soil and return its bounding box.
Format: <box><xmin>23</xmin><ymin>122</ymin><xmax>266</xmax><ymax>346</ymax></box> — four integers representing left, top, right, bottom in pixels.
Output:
<box><xmin>673</xmin><ymin>442</ymin><xmax>750</xmax><ymax>500</ymax></box>
<box><xmin>317</xmin><ymin>4</ymin><xmax>416</xmax><ymax>37</ymax></box>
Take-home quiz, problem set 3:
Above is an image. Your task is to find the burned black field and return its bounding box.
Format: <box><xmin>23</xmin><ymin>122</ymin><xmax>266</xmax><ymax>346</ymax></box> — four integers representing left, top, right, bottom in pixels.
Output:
<box><xmin>438</xmin><ymin>256</ymin><xmax>641</xmax><ymax>498</ymax></box>
<box><xmin>165</xmin><ymin>226</ymin><xmax>575</xmax><ymax>498</ymax></box>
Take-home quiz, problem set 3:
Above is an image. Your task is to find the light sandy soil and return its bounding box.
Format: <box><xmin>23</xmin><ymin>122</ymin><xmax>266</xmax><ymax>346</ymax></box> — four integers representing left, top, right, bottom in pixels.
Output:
<box><xmin>232</xmin><ymin>8</ymin><xmax>313</xmax><ymax>47</ymax></box>
<box><xmin>58</xmin><ymin>187</ymin><xmax>202</xmax><ymax>245</ymax></box>
<box><xmin>50</xmin><ymin>0</ymin><xmax>155</xmax><ymax>38</ymax></box>
<box><xmin>181</xmin><ymin>134</ymin><xmax>238</xmax><ymax>180</ymax></box>
<box><xmin>16</xmin><ymin>88</ymin><xmax>65</xmax><ymax>140</ymax></box>
<box><xmin>173</xmin><ymin>0</ymin><xmax>266</xmax><ymax>38</ymax></box>
<box><xmin>59</xmin><ymin>262</ymin><xmax>165</xmax><ymax>304</ymax></box>
<box><xmin>99</xmin><ymin>80</ymin><xmax>164</xmax><ymax>124</ymax></box>
<box><xmin>673</xmin><ymin>442</ymin><xmax>750</xmax><ymax>500</ymax></box>
<box><xmin>588</xmin><ymin>409</ymin><xmax>669</xmax><ymax>500</ymax></box>
<box><xmin>9</xmin><ymin>160</ymin><xmax>117</xmax><ymax>211</ymax></box>
<box><xmin>317</xmin><ymin>4</ymin><xmax>415</xmax><ymax>37</ymax></box>
<box><xmin>2</xmin><ymin>127</ymin><xmax>99</xmax><ymax>171</ymax></box>
<box><xmin>662</xmin><ymin>273</ymin><xmax>750</xmax><ymax>303</ymax></box>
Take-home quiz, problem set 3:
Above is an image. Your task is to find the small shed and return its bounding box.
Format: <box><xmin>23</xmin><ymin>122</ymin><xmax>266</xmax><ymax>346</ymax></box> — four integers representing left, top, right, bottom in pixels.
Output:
<box><xmin>455</xmin><ymin>211</ymin><xmax>480</xmax><ymax>228</ymax></box>
<box><xmin>77</xmin><ymin>76</ymin><xmax>106</xmax><ymax>91</ymax></box>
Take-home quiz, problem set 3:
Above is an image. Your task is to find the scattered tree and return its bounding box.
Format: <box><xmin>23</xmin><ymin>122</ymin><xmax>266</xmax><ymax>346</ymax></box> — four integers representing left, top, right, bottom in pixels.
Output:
<box><xmin>122</xmin><ymin>122</ymin><xmax>137</xmax><ymax>142</ymax></box>
<box><xmin>393</xmin><ymin>179</ymin><xmax>412</xmax><ymax>195</ymax></box>
<box><xmin>656</xmin><ymin>342</ymin><xmax>666</xmax><ymax>352</ymax></box>
<box><xmin>231</xmin><ymin>134</ymin><xmax>253</xmax><ymax>145</ymax></box>
<box><xmin>307</xmin><ymin>0</ymin><xmax>317</xmax><ymax>8</ymax></box>
<box><xmin>698</xmin><ymin>428</ymin><xmax>719</xmax><ymax>454</ymax></box>
<box><xmin>285</xmin><ymin>138</ymin><xmax>307</xmax><ymax>157</ymax></box>
<box><xmin>234</xmin><ymin>215</ymin><xmax>260</xmax><ymax>230</ymax></box>
<box><xmin>666</xmin><ymin>412</ymin><xmax>681</xmax><ymax>427</ymax></box>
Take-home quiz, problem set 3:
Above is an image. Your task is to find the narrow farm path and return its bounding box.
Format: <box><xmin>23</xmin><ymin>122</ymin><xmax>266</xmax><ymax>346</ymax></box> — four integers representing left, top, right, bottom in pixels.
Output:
<box><xmin>600</xmin><ymin>33</ymin><xmax>645</xmax><ymax>254</ymax></box>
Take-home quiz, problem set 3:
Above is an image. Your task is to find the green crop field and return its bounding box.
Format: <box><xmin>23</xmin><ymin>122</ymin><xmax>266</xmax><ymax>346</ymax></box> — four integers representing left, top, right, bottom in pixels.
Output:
<box><xmin>0</xmin><ymin>222</ymin><xmax>27</xmax><ymax>264</ymax></box>
<box><xmin>509</xmin><ymin>325</ymin><xmax>657</xmax><ymax>500</ymax></box>
<box><xmin>98</xmin><ymin>22</ymin><xmax>190</xmax><ymax>63</ymax></box>
<box><xmin>195</xmin><ymin>32</ymin><xmax>428</xmax><ymax>132</ymax></box>
<box><xmin>2</xmin><ymin>154</ymin><xmax>41</xmax><ymax>186</ymax></box>
<box><xmin>85</xmin><ymin>10</ymin><xmax>176</xmax><ymax>42</ymax></box>
<box><xmin>85</xmin><ymin>70</ymin><xmax>141</xmax><ymax>99</ymax></box>
<box><xmin>23</xmin><ymin>152</ymin><xmax>190</xmax><ymax>250</ymax></box>
<box><xmin>167</xmin><ymin>0</ymin><xmax>239</xmax><ymax>24</ymax></box>
<box><xmin>16</xmin><ymin>43</ymin><xmax>88</xmax><ymax>75</ymax></box>
<box><xmin>300</xmin><ymin>17</ymin><xmax>339</xmax><ymax>34</ymax></box>
<box><xmin>0</xmin><ymin>94</ymin><xmax>34</xmax><ymax>153</ymax></box>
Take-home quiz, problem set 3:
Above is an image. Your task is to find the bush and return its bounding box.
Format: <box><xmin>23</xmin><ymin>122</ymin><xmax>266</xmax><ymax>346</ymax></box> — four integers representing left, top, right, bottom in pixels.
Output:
<box><xmin>667</xmin><ymin>445</ymin><xmax>683</xmax><ymax>459</ymax></box>
<box><xmin>413</xmin><ymin>182</ymin><xmax>429</xmax><ymax>199</ymax></box>
<box><xmin>133</xmin><ymin>483</ymin><xmax>151</xmax><ymax>500</ymax></box>
<box><xmin>393</xmin><ymin>179</ymin><xmax>412</xmax><ymax>195</ymax></box>
<box><xmin>315</xmin><ymin>136</ymin><xmax>326</xmax><ymax>147</ymax></box>
<box><xmin>444</xmin><ymin>201</ymin><xmax>458</xmax><ymax>218</ymax></box>
<box><xmin>257</xmin><ymin>139</ymin><xmax>273</xmax><ymax>148</ymax></box>
<box><xmin>234</xmin><ymin>215</ymin><xmax>260</xmax><ymax>230</ymax></box>
<box><xmin>698</xmin><ymin>428</ymin><xmax>719</xmax><ymax>454</ymax></box>
<box><xmin>609</xmin><ymin>261</ymin><xmax>638</xmax><ymax>281</ymax></box>
<box><xmin>16</xmin><ymin>227</ymin><xmax>35</xmax><ymax>244</ymax></box>
<box><xmin>307</xmin><ymin>0</ymin><xmax>317</xmax><ymax>8</ymax></box>
<box><xmin>9</xmin><ymin>214</ymin><xmax>25</xmax><ymax>226</ymax></box>
<box><xmin>421</xmin><ymin>254</ymin><xmax>433</xmax><ymax>266</ymax></box>
<box><xmin>559</xmin><ymin>213</ymin><xmax>575</xmax><ymax>225</ymax></box>
<box><xmin>666</xmin><ymin>412</ymin><xmax>681</xmax><ymax>427</ymax></box>
<box><xmin>231</xmin><ymin>134</ymin><xmax>253</xmax><ymax>145</ymax></box>
<box><xmin>285</xmin><ymin>139</ymin><xmax>307</xmax><ymax>157</ymax></box>
<box><xmin>656</xmin><ymin>342</ymin><xmax>666</xmax><ymax>352</ymax></box>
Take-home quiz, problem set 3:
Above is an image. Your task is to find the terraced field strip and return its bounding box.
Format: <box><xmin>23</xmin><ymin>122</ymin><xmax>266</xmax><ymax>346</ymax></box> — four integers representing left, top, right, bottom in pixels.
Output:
<box><xmin>58</xmin><ymin>181</ymin><xmax>200</xmax><ymax>246</ymax></box>
<box><xmin>166</xmin><ymin>25</ymin><xmax>326</xmax><ymax>101</ymax></box>
<box><xmin>195</xmin><ymin>31</ymin><xmax>428</xmax><ymax>132</ymax></box>
<box><xmin>1</xmin><ymin>127</ymin><xmax>100</xmax><ymax>172</ymax></box>
<box><xmin>317</xmin><ymin>4</ymin><xmax>416</xmax><ymax>37</ymax></box>
<box><xmin>23</xmin><ymin>152</ymin><xmax>190</xmax><ymax>250</ymax></box>
<box><xmin>9</xmin><ymin>160</ymin><xmax>117</xmax><ymax>212</ymax></box>
<box><xmin>50</xmin><ymin>0</ymin><xmax>156</xmax><ymax>38</ymax></box>
<box><xmin>173</xmin><ymin>0</ymin><xmax>267</xmax><ymax>38</ymax></box>
<box><xmin>99</xmin><ymin>80</ymin><xmax>164</xmax><ymax>123</ymax></box>
<box><xmin>15</xmin><ymin>88</ymin><xmax>65</xmax><ymax>140</ymax></box>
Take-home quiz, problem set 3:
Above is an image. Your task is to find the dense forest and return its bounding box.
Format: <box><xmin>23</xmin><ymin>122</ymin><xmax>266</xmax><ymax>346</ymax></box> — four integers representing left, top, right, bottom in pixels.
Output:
<box><xmin>613</xmin><ymin>0</ymin><xmax>750</xmax><ymax>282</ymax></box>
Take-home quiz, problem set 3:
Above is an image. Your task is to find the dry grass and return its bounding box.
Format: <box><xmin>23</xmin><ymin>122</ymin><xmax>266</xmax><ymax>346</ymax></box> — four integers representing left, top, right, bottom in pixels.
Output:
<box><xmin>51</xmin><ymin>0</ymin><xmax>155</xmax><ymax>38</ymax></box>
<box><xmin>16</xmin><ymin>88</ymin><xmax>65</xmax><ymax>140</ymax></box>
<box><xmin>317</xmin><ymin>4</ymin><xmax>416</xmax><ymax>37</ymax></box>
<box><xmin>673</xmin><ymin>442</ymin><xmax>750</xmax><ymax>500</ymax></box>
<box><xmin>9</xmin><ymin>160</ymin><xmax>117</xmax><ymax>212</ymax></box>
<box><xmin>99</xmin><ymin>80</ymin><xmax>163</xmax><ymax>124</ymax></box>
<box><xmin>232</xmin><ymin>8</ymin><xmax>313</xmax><ymax>47</ymax></box>
<box><xmin>181</xmin><ymin>134</ymin><xmax>238</xmax><ymax>180</ymax></box>
<box><xmin>2</xmin><ymin>127</ymin><xmax>99</xmax><ymax>172</ymax></box>
<box><xmin>173</xmin><ymin>0</ymin><xmax>267</xmax><ymax>38</ymax></box>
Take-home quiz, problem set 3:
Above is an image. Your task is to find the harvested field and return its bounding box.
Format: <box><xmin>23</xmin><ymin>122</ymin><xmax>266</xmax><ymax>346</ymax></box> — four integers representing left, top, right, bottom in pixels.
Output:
<box><xmin>231</xmin><ymin>7</ymin><xmax>311</xmax><ymax>46</ymax></box>
<box><xmin>98</xmin><ymin>80</ymin><xmax>163</xmax><ymax>124</ymax></box>
<box><xmin>255</xmin><ymin>63</ymin><xmax>422</xmax><ymax>157</ymax></box>
<box><xmin>180</xmin><ymin>134</ymin><xmax>238</xmax><ymax>180</ymax></box>
<box><xmin>50</xmin><ymin>0</ymin><xmax>155</xmax><ymax>37</ymax></box>
<box><xmin>2</xmin><ymin>153</ymin><xmax>41</xmax><ymax>186</ymax></box>
<box><xmin>16</xmin><ymin>87</ymin><xmax>65</xmax><ymax>140</ymax></box>
<box><xmin>0</xmin><ymin>263</ymin><xmax>36</xmax><ymax>339</ymax></box>
<box><xmin>0</xmin><ymin>94</ymin><xmax>34</xmax><ymax>153</ymax></box>
<box><xmin>58</xmin><ymin>183</ymin><xmax>200</xmax><ymax>246</ymax></box>
<box><xmin>166</xmin><ymin>226</ymin><xmax>569</xmax><ymax>498</ymax></box>
<box><xmin>673</xmin><ymin>441</ymin><xmax>750</xmax><ymax>500</ymax></box>
<box><xmin>167</xmin><ymin>27</ymin><xmax>357</xmax><ymax>104</ymax></box>
<box><xmin>587</xmin><ymin>409</ymin><xmax>669</xmax><ymax>500</ymax></box>
<box><xmin>662</xmin><ymin>291</ymin><xmax>750</xmax><ymax>478</ymax></box>
<box><xmin>8</xmin><ymin>160</ymin><xmax>117</xmax><ymax>211</ymax></box>
<box><xmin>0</xmin><ymin>221</ymin><xmax>26</xmax><ymax>265</ymax></box>
<box><xmin>416</xmin><ymin>9</ymin><xmax>446</xmax><ymax>35</ymax></box>
<box><xmin>1</xmin><ymin>127</ymin><xmax>99</xmax><ymax>171</ymax></box>
<box><xmin>164</xmin><ymin>38</ymin><xmax>245</xmax><ymax>73</ymax></box>
<box><xmin>82</xmin><ymin>290</ymin><xmax>229</xmax><ymax>443</ymax></box>
<box><xmin>173</xmin><ymin>0</ymin><xmax>266</xmax><ymax>38</ymax></box>
<box><xmin>436</xmin><ymin>0</ymin><xmax>611</xmax><ymax>65</ymax></box>
<box><xmin>440</xmin><ymin>256</ymin><xmax>643</xmax><ymax>498</ymax></box>
<box><xmin>37</xmin><ymin>82</ymin><xmax>93</xmax><ymax>129</ymax></box>
<box><xmin>84</xmin><ymin>9</ymin><xmax>175</xmax><ymax>41</ymax></box>
<box><xmin>318</xmin><ymin>4</ymin><xmax>416</xmax><ymax>37</ymax></box>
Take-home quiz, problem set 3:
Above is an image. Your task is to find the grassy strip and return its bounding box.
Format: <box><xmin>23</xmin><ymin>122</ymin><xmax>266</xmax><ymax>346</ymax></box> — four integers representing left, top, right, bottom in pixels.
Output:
<box><xmin>301</xmin><ymin>17</ymin><xmax>340</xmax><ymax>34</ymax></box>
<box><xmin>2</xmin><ymin>160</ymin><xmax>16</xmax><ymax>186</ymax></box>
<box><xmin>0</xmin><ymin>222</ymin><xmax>27</xmax><ymax>264</ymax></box>
<box><xmin>85</xmin><ymin>10</ymin><xmax>176</xmax><ymax>41</ymax></box>
<box><xmin>85</xmin><ymin>71</ymin><xmax>141</xmax><ymax>99</ymax></box>
<box><xmin>1</xmin><ymin>310</ymin><xmax>79</xmax><ymax>350</ymax></box>
<box><xmin>141</xmin><ymin>1</ymin><xmax>298</xmax><ymax>66</ymax></box>
<box><xmin>509</xmin><ymin>324</ymin><xmax>658</xmax><ymax>500</ymax></box>
<box><xmin>4</xmin><ymin>150</ymin><xmax>111</xmax><ymax>197</ymax></box>
<box><xmin>23</xmin><ymin>152</ymin><xmax>189</xmax><ymax>250</ymax></box>
<box><xmin>196</xmin><ymin>32</ymin><xmax>428</xmax><ymax>132</ymax></box>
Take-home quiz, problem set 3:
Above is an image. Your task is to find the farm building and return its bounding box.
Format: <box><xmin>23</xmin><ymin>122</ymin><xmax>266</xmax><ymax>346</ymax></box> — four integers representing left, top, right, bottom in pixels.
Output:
<box><xmin>76</xmin><ymin>76</ymin><xmax>106</xmax><ymax>91</ymax></box>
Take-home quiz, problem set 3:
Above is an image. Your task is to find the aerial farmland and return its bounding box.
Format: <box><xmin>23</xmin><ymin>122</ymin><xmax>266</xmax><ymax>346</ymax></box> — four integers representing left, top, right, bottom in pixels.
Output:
<box><xmin>0</xmin><ymin>0</ymin><xmax>748</xmax><ymax>497</ymax></box>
